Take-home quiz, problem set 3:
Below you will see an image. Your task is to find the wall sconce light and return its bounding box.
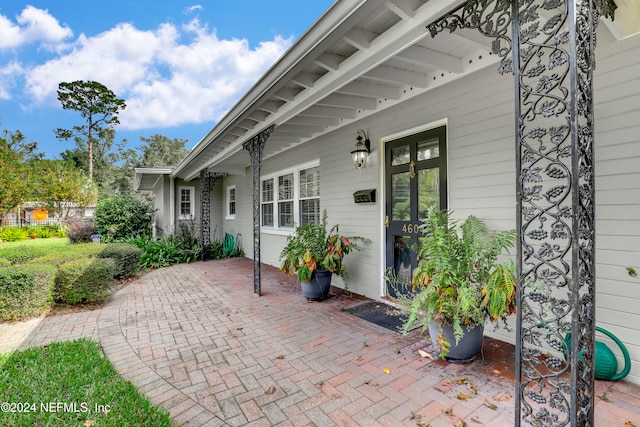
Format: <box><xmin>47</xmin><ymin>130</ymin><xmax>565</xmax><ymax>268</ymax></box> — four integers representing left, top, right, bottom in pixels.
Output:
<box><xmin>351</xmin><ymin>129</ymin><xmax>371</xmax><ymax>169</ymax></box>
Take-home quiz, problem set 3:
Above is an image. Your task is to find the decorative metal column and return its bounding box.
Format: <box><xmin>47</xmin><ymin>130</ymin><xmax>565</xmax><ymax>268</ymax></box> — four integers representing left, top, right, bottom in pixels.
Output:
<box><xmin>199</xmin><ymin>170</ymin><xmax>225</xmax><ymax>261</ymax></box>
<box><xmin>427</xmin><ymin>1</ymin><xmax>616</xmax><ymax>425</ymax></box>
<box><xmin>242</xmin><ymin>125</ymin><xmax>274</xmax><ymax>296</ymax></box>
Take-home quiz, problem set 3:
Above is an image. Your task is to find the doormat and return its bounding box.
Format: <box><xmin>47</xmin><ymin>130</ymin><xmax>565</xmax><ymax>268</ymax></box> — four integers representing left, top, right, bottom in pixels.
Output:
<box><xmin>345</xmin><ymin>301</ymin><xmax>409</xmax><ymax>333</ymax></box>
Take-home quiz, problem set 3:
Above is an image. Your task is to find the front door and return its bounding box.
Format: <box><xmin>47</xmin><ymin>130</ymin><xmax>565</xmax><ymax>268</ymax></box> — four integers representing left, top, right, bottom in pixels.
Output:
<box><xmin>385</xmin><ymin>126</ymin><xmax>447</xmax><ymax>297</ymax></box>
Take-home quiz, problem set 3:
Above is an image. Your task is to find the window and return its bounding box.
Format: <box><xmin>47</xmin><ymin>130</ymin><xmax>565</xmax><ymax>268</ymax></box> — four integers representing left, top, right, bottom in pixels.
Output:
<box><xmin>226</xmin><ymin>185</ymin><xmax>236</xmax><ymax>219</ymax></box>
<box><xmin>261</xmin><ymin>161</ymin><xmax>320</xmax><ymax>231</ymax></box>
<box><xmin>299</xmin><ymin>166</ymin><xmax>320</xmax><ymax>225</ymax></box>
<box><xmin>178</xmin><ymin>186</ymin><xmax>194</xmax><ymax>219</ymax></box>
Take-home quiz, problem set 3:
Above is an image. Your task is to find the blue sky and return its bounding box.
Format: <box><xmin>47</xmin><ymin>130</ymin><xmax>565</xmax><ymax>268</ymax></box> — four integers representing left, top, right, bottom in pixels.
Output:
<box><xmin>0</xmin><ymin>1</ymin><xmax>335</xmax><ymax>159</ymax></box>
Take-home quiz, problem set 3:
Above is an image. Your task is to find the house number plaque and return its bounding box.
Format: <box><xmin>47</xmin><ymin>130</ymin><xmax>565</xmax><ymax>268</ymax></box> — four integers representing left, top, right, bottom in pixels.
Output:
<box><xmin>401</xmin><ymin>223</ymin><xmax>421</xmax><ymax>234</ymax></box>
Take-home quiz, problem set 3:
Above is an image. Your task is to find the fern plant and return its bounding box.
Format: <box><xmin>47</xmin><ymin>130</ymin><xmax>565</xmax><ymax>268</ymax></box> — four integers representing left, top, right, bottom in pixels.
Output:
<box><xmin>401</xmin><ymin>207</ymin><xmax>516</xmax><ymax>353</ymax></box>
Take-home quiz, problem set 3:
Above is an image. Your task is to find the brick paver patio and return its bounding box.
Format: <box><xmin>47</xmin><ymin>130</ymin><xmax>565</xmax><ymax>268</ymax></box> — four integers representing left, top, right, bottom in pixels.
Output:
<box><xmin>1</xmin><ymin>257</ymin><xmax>639</xmax><ymax>426</ymax></box>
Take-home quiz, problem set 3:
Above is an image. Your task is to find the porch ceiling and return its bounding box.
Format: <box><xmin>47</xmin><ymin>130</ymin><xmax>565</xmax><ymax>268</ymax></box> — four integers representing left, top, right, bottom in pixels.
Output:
<box><xmin>171</xmin><ymin>0</ymin><xmax>628</xmax><ymax>182</ymax></box>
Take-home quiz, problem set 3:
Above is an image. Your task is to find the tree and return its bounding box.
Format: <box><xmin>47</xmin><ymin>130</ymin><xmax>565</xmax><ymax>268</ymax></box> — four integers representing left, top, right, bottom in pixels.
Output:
<box><xmin>55</xmin><ymin>80</ymin><xmax>126</xmax><ymax>181</ymax></box>
<box><xmin>32</xmin><ymin>160</ymin><xmax>98</xmax><ymax>223</ymax></box>
<box><xmin>138</xmin><ymin>134</ymin><xmax>189</xmax><ymax>167</ymax></box>
<box><xmin>0</xmin><ymin>126</ymin><xmax>42</xmax><ymax>221</ymax></box>
<box><xmin>109</xmin><ymin>134</ymin><xmax>190</xmax><ymax>196</ymax></box>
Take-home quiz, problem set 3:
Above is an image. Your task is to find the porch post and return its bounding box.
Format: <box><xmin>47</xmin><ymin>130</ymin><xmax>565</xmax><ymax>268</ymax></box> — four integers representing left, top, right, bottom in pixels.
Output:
<box><xmin>199</xmin><ymin>170</ymin><xmax>225</xmax><ymax>261</ymax></box>
<box><xmin>242</xmin><ymin>125</ymin><xmax>274</xmax><ymax>296</ymax></box>
<box><xmin>427</xmin><ymin>0</ymin><xmax>615</xmax><ymax>425</ymax></box>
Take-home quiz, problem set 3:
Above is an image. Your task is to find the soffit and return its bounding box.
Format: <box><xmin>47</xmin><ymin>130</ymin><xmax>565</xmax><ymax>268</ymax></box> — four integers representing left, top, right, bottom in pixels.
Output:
<box><xmin>172</xmin><ymin>0</ymin><xmax>629</xmax><ymax>181</ymax></box>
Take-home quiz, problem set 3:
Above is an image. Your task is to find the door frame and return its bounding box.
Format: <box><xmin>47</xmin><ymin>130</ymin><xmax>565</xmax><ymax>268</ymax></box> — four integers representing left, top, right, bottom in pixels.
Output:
<box><xmin>378</xmin><ymin>119</ymin><xmax>449</xmax><ymax>297</ymax></box>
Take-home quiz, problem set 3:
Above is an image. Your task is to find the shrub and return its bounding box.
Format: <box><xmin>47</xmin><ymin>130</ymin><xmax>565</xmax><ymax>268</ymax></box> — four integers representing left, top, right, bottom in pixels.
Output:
<box><xmin>0</xmin><ymin>243</ymin><xmax>51</xmax><ymax>265</ymax></box>
<box><xmin>0</xmin><ymin>264</ymin><xmax>56</xmax><ymax>321</ymax></box>
<box><xmin>66</xmin><ymin>217</ymin><xmax>97</xmax><ymax>244</ymax></box>
<box><xmin>94</xmin><ymin>195</ymin><xmax>153</xmax><ymax>243</ymax></box>
<box><xmin>29</xmin><ymin>243</ymin><xmax>104</xmax><ymax>267</ymax></box>
<box><xmin>0</xmin><ymin>227</ymin><xmax>28</xmax><ymax>242</ymax></box>
<box><xmin>98</xmin><ymin>243</ymin><xmax>141</xmax><ymax>278</ymax></box>
<box><xmin>54</xmin><ymin>258</ymin><xmax>116</xmax><ymax>304</ymax></box>
<box><xmin>0</xmin><ymin>258</ymin><xmax>10</xmax><ymax>268</ymax></box>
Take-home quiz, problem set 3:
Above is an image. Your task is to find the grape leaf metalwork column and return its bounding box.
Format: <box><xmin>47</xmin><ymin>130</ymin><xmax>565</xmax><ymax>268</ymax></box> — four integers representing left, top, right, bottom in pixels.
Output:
<box><xmin>199</xmin><ymin>170</ymin><xmax>225</xmax><ymax>261</ymax></box>
<box><xmin>243</xmin><ymin>125</ymin><xmax>274</xmax><ymax>296</ymax></box>
<box><xmin>427</xmin><ymin>0</ymin><xmax>615</xmax><ymax>425</ymax></box>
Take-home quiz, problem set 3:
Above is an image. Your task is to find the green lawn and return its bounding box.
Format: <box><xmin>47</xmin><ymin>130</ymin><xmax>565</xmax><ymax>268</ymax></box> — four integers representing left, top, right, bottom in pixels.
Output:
<box><xmin>0</xmin><ymin>339</ymin><xmax>172</xmax><ymax>426</ymax></box>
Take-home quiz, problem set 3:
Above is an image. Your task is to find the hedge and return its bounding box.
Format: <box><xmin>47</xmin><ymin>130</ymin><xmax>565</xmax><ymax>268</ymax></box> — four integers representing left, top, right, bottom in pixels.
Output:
<box><xmin>98</xmin><ymin>243</ymin><xmax>141</xmax><ymax>279</ymax></box>
<box><xmin>54</xmin><ymin>258</ymin><xmax>116</xmax><ymax>305</ymax></box>
<box><xmin>0</xmin><ymin>265</ymin><xmax>56</xmax><ymax>321</ymax></box>
<box><xmin>28</xmin><ymin>244</ymin><xmax>105</xmax><ymax>268</ymax></box>
<box><xmin>0</xmin><ymin>243</ymin><xmax>51</xmax><ymax>265</ymax></box>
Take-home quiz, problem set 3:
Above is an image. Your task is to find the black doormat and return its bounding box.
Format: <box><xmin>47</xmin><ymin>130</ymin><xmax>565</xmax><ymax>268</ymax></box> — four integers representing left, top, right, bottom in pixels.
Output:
<box><xmin>345</xmin><ymin>301</ymin><xmax>408</xmax><ymax>333</ymax></box>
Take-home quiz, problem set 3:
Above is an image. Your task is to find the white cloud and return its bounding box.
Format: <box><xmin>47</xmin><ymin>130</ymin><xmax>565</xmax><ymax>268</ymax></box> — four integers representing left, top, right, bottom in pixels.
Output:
<box><xmin>184</xmin><ymin>5</ymin><xmax>203</xmax><ymax>15</ymax></box>
<box><xmin>24</xmin><ymin>18</ymin><xmax>293</xmax><ymax>130</ymax></box>
<box><xmin>0</xmin><ymin>5</ymin><xmax>72</xmax><ymax>49</ymax></box>
<box><xmin>0</xmin><ymin>62</ymin><xmax>24</xmax><ymax>99</ymax></box>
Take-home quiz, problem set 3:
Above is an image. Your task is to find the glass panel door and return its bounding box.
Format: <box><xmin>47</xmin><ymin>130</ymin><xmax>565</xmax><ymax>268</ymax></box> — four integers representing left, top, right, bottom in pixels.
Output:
<box><xmin>385</xmin><ymin>126</ymin><xmax>447</xmax><ymax>297</ymax></box>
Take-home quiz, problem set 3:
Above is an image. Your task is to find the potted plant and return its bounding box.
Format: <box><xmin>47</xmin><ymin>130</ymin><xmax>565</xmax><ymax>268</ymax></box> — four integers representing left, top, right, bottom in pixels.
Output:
<box><xmin>397</xmin><ymin>207</ymin><xmax>516</xmax><ymax>363</ymax></box>
<box><xmin>280</xmin><ymin>210</ymin><xmax>363</xmax><ymax>300</ymax></box>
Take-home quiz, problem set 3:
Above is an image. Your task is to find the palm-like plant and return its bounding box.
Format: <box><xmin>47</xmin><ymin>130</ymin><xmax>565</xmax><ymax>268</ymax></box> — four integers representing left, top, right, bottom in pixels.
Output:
<box><xmin>402</xmin><ymin>208</ymin><xmax>516</xmax><ymax>347</ymax></box>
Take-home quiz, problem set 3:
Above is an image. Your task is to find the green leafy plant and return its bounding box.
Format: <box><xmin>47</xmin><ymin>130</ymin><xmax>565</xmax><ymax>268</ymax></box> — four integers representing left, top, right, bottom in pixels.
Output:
<box><xmin>0</xmin><ymin>226</ymin><xmax>28</xmax><ymax>242</ymax></box>
<box><xmin>94</xmin><ymin>194</ymin><xmax>153</xmax><ymax>242</ymax></box>
<box><xmin>398</xmin><ymin>208</ymin><xmax>516</xmax><ymax>355</ymax></box>
<box><xmin>280</xmin><ymin>210</ymin><xmax>363</xmax><ymax>282</ymax></box>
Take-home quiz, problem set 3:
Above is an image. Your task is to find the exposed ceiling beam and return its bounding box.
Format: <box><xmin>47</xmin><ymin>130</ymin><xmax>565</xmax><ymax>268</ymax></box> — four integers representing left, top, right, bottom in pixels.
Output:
<box><xmin>384</xmin><ymin>0</ymin><xmax>417</xmax><ymax>20</ymax></box>
<box><xmin>315</xmin><ymin>53</ymin><xmax>344</xmax><ymax>71</ymax></box>
<box><xmin>342</xmin><ymin>28</ymin><xmax>377</xmax><ymax>50</ymax></box>
<box><xmin>299</xmin><ymin>105</ymin><xmax>357</xmax><ymax>119</ymax></box>
<box><xmin>316</xmin><ymin>93</ymin><xmax>377</xmax><ymax>110</ymax></box>
<box><xmin>364</xmin><ymin>65</ymin><xmax>429</xmax><ymax>87</ymax></box>
<box><xmin>339</xmin><ymin>80</ymin><xmax>401</xmax><ymax>99</ymax></box>
<box><xmin>396</xmin><ymin>45</ymin><xmax>463</xmax><ymax>73</ymax></box>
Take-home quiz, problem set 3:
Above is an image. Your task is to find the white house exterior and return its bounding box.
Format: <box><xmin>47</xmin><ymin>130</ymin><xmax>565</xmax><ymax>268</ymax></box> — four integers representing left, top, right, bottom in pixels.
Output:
<box><xmin>135</xmin><ymin>0</ymin><xmax>640</xmax><ymax>398</ymax></box>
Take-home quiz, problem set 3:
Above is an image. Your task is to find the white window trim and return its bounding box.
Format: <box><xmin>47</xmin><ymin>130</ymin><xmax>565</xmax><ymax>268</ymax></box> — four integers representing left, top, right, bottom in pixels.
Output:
<box><xmin>226</xmin><ymin>185</ymin><xmax>236</xmax><ymax>220</ymax></box>
<box><xmin>261</xmin><ymin>159</ymin><xmax>319</xmax><ymax>235</ymax></box>
<box><xmin>178</xmin><ymin>186</ymin><xmax>195</xmax><ymax>220</ymax></box>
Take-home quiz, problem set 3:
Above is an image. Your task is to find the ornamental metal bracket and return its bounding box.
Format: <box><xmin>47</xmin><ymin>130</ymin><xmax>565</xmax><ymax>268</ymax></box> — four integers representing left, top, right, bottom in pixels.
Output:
<box><xmin>242</xmin><ymin>125</ymin><xmax>275</xmax><ymax>296</ymax></box>
<box><xmin>427</xmin><ymin>0</ymin><xmax>616</xmax><ymax>425</ymax></box>
<box><xmin>200</xmin><ymin>170</ymin><xmax>227</xmax><ymax>261</ymax></box>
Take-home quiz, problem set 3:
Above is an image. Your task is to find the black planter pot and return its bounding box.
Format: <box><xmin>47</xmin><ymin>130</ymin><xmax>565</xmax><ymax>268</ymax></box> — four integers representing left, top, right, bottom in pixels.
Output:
<box><xmin>301</xmin><ymin>270</ymin><xmax>332</xmax><ymax>300</ymax></box>
<box><xmin>428</xmin><ymin>321</ymin><xmax>484</xmax><ymax>364</ymax></box>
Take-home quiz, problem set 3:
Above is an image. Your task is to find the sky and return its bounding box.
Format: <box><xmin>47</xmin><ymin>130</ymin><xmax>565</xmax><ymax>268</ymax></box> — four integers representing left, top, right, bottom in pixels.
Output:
<box><xmin>0</xmin><ymin>0</ymin><xmax>335</xmax><ymax>159</ymax></box>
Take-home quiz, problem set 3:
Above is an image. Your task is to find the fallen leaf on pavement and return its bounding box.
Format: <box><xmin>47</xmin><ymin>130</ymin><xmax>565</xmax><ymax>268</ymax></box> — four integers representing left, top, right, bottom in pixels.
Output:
<box><xmin>418</xmin><ymin>349</ymin><xmax>434</xmax><ymax>359</ymax></box>
<box><xmin>493</xmin><ymin>394</ymin><xmax>512</xmax><ymax>401</ymax></box>
<box><xmin>456</xmin><ymin>392</ymin><xmax>473</xmax><ymax>400</ymax></box>
<box><xmin>265</xmin><ymin>386</ymin><xmax>277</xmax><ymax>394</ymax></box>
<box><xmin>383</xmin><ymin>368</ymin><xmax>391</xmax><ymax>374</ymax></box>
<box><xmin>493</xmin><ymin>369</ymin><xmax>501</xmax><ymax>376</ymax></box>
<box><xmin>275</xmin><ymin>354</ymin><xmax>285</xmax><ymax>359</ymax></box>
<box><xmin>624</xmin><ymin>422</ymin><xmax>636</xmax><ymax>427</ymax></box>
<box><xmin>451</xmin><ymin>417</ymin><xmax>467</xmax><ymax>427</ymax></box>
<box><xmin>483</xmin><ymin>399</ymin><xmax>498</xmax><ymax>410</ymax></box>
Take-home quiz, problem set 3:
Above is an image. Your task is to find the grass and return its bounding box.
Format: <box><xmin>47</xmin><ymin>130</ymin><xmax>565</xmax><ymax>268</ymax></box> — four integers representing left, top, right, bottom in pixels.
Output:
<box><xmin>0</xmin><ymin>339</ymin><xmax>172</xmax><ymax>426</ymax></box>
